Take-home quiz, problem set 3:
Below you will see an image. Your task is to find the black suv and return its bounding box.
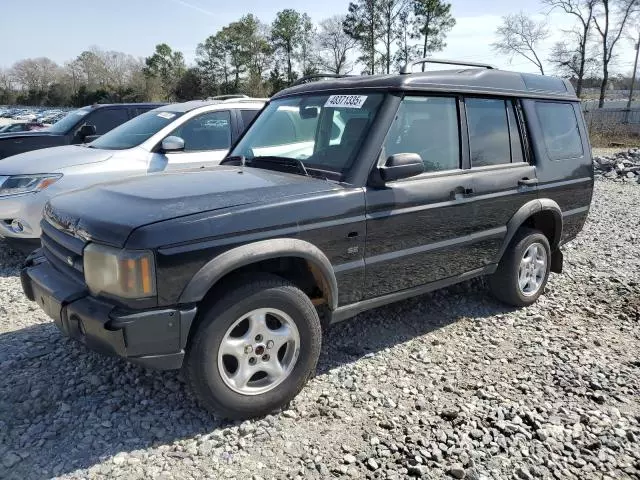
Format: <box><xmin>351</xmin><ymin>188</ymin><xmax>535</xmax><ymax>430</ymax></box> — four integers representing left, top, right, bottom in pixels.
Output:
<box><xmin>21</xmin><ymin>59</ymin><xmax>593</xmax><ymax>419</ymax></box>
<box><xmin>0</xmin><ymin>103</ymin><xmax>165</xmax><ymax>160</ymax></box>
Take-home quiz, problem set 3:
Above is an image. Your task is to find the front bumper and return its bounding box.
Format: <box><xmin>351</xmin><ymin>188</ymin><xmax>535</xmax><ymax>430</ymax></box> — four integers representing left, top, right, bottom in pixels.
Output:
<box><xmin>21</xmin><ymin>251</ymin><xmax>196</xmax><ymax>370</ymax></box>
<box><xmin>0</xmin><ymin>191</ymin><xmax>47</xmax><ymax>239</ymax></box>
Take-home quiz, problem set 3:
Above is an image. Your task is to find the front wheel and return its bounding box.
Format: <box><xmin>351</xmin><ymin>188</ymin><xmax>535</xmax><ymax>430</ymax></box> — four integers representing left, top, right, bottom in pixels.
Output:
<box><xmin>489</xmin><ymin>228</ymin><xmax>551</xmax><ymax>307</ymax></box>
<box><xmin>184</xmin><ymin>274</ymin><xmax>322</xmax><ymax>419</ymax></box>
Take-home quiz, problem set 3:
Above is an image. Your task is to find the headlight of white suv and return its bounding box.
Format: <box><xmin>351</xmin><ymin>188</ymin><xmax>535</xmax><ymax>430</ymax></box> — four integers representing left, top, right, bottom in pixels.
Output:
<box><xmin>0</xmin><ymin>174</ymin><xmax>62</xmax><ymax>197</ymax></box>
<box><xmin>83</xmin><ymin>244</ymin><xmax>156</xmax><ymax>299</ymax></box>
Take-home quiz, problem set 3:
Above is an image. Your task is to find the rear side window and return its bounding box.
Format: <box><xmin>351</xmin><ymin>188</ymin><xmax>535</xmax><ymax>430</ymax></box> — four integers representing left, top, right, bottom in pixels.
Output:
<box><xmin>507</xmin><ymin>103</ymin><xmax>525</xmax><ymax>163</ymax></box>
<box><xmin>535</xmin><ymin>102</ymin><xmax>583</xmax><ymax>159</ymax></box>
<box><xmin>466</xmin><ymin>98</ymin><xmax>511</xmax><ymax>167</ymax></box>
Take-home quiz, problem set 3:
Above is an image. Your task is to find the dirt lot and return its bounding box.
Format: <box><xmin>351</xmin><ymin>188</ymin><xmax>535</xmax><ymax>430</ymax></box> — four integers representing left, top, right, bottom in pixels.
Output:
<box><xmin>0</xmin><ymin>178</ymin><xmax>638</xmax><ymax>480</ymax></box>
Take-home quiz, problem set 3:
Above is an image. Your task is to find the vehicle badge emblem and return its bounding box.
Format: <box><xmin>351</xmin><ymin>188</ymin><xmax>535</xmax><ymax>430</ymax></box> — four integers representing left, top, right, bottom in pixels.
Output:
<box><xmin>67</xmin><ymin>256</ymin><xmax>74</xmax><ymax>266</ymax></box>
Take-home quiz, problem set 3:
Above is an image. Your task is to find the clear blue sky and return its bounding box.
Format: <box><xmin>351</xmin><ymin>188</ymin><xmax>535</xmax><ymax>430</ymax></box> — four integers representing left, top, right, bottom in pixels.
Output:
<box><xmin>0</xmin><ymin>0</ymin><xmax>636</xmax><ymax>74</ymax></box>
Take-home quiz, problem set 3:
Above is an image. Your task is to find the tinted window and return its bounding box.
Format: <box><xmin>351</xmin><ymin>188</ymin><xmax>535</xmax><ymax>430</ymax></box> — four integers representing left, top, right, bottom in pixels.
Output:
<box><xmin>535</xmin><ymin>102</ymin><xmax>583</xmax><ymax>159</ymax></box>
<box><xmin>466</xmin><ymin>98</ymin><xmax>511</xmax><ymax>167</ymax></box>
<box><xmin>507</xmin><ymin>103</ymin><xmax>525</xmax><ymax>163</ymax></box>
<box><xmin>90</xmin><ymin>110</ymin><xmax>185</xmax><ymax>150</ymax></box>
<box><xmin>171</xmin><ymin>110</ymin><xmax>231</xmax><ymax>151</ymax></box>
<box><xmin>240</xmin><ymin>109</ymin><xmax>259</xmax><ymax>128</ymax></box>
<box><xmin>87</xmin><ymin>108</ymin><xmax>130</xmax><ymax>135</ymax></box>
<box><xmin>385</xmin><ymin>96</ymin><xmax>460</xmax><ymax>172</ymax></box>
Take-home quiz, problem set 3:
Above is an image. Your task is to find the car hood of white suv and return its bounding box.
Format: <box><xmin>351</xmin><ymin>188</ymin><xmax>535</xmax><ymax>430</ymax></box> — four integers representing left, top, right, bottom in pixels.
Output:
<box><xmin>0</xmin><ymin>145</ymin><xmax>114</xmax><ymax>175</ymax></box>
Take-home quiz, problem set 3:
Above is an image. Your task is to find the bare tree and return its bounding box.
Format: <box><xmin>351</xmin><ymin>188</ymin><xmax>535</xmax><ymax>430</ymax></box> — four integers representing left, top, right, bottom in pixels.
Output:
<box><xmin>317</xmin><ymin>15</ymin><xmax>358</xmax><ymax>74</ymax></box>
<box><xmin>543</xmin><ymin>0</ymin><xmax>597</xmax><ymax>96</ymax></box>
<box><xmin>593</xmin><ymin>0</ymin><xmax>639</xmax><ymax>107</ymax></box>
<box><xmin>492</xmin><ymin>12</ymin><xmax>550</xmax><ymax>75</ymax></box>
<box><xmin>548</xmin><ymin>41</ymin><xmax>600</xmax><ymax>82</ymax></box>
<box><xmin>10</xmin><ymin>57</ymin><xmax>61</xmax><ymax>91</ymax></box>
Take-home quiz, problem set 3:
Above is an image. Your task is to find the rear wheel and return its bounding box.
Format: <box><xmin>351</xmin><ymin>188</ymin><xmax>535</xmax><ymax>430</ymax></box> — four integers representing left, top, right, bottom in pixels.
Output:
<box><xmin>184</xmin><ymin>274</ymin><xmax>321</xmax><ymax>419</ymax></box>
<box><xmin>489</xmin><ymin>228</ymin><xmax>551</xmax><ymax>307</ymax></box>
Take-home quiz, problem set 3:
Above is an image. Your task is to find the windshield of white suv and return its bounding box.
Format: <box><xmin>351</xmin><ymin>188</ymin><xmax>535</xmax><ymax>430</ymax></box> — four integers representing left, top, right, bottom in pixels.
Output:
<box><xmin>230</xmin><ymin>93</ymin><xmax>384</xmax><ymax>179</ymax></box>
<box><xmin>89</xmin><ymin>110</ymin><xmax>185</xmax><ymax>150</ymax></box>
<box><xmin>46</xmin><ymin>107</ymin><xmax>90</xmax><ymax>134</ymax></box>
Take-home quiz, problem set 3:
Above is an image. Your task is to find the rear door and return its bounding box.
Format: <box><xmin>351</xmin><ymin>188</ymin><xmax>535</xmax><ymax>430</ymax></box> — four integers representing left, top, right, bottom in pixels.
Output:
<box><xmin>164</xmin><ymin>110</ymin><xmax>233</xmax><ymax>170</ymax></box>
<box><xmin>463</xmin><ymin>97</ymin><xmax>538</xmax><ymax>268</ymax></box>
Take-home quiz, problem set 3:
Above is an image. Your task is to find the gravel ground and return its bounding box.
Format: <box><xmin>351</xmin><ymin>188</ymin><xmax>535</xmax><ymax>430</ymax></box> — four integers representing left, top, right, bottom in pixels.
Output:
<box><xmin>0</xmin><ymin>179</ymin><xmax>639</xmax><ymax>480</ymax></box>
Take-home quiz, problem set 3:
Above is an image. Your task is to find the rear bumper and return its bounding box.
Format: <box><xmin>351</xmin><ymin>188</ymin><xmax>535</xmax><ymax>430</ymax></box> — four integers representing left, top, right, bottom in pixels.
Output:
<box><xmin>21</xmin><ymin>251</ymin><xmax>196</xmax><ymax>370</ymax></box>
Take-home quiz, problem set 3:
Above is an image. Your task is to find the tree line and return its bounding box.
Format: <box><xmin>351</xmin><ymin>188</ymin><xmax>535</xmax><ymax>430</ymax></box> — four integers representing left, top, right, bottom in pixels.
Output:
<box><xmin>0</xmin><ymin>0</ymin><xmax>638</xmax><ymax>108</ymax></box>
<box><xmin>493</xmin><ymin>0</ymin><xmax>639</xmax><ymax>107</ymax></box>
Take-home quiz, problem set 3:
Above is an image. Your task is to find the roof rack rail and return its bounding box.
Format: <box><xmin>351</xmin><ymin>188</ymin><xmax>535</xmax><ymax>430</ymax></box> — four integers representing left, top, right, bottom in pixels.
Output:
<box><xmin>291</xmin><ymin>74</ymin><xmax>353</xmax><ymax>87</ymax></box>
<box><xmin>207</xmin><ymin>94</ymin><xmax>249</xmax><ymax>100</ymax></box>
<box><xmin>400</xmin><ymin>58</ymin><xmax>496</xmax><ymax>74</ymax></box>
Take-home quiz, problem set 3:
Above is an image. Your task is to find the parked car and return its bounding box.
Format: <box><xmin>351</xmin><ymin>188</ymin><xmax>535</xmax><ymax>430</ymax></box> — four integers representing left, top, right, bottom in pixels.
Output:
<box><xmin>0</xmin><ymin>103</ymin><xmax>165</xmax><ymax>160</ymax></box>
<box><xmin>0</xmin><ymin>98</ymin><xmax>265</xmax><ymax>249</ymax></box>
<box><xmin>0</xmin><ymin>122</ymin><xmax>47</xmax><ymax>133</ymax></box>
<box><xmin>21</xmin><ymin>59</ymin><xmax>593</xmax><ymax>419</ymax></box>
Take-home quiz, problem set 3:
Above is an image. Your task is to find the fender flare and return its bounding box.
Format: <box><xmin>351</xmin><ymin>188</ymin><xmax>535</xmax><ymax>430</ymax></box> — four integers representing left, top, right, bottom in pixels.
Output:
<box><xmin>178</xmin><ymin>238</ymin><xmax>339</xmax><ymax>310</ymax></box>
<box><xmin>496</xmin><ymin>199</ymin><xmax>563</xmax><ymax>260</ymax></box>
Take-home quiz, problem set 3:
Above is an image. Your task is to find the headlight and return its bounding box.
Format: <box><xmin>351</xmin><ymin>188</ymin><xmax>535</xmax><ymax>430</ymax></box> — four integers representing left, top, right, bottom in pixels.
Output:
<box><xmin>0</xmin><ymin>174</ymin><xmax>62</xmax><ymax>197</ymax></box>
<box><xmin>83</xmin><ymin>243</ymin><xmax>156</xmax><ymax>299</ymax></box>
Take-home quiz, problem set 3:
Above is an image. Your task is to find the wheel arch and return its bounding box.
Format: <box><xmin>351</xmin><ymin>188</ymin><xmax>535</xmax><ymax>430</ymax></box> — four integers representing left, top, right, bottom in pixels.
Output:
<box><xmin>178</xmin><ymin>238</ymin><xmax>339</xmax><ymax>311</ymax></box>
<box><xmin>497</xmin><ymin>199</ymin><xmax>563</xmax><ymax>261</ymax></box>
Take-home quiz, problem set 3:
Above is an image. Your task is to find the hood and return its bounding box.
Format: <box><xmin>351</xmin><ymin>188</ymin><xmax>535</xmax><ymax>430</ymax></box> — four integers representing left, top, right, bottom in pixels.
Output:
<box><xmin>44</xmin><ymin>166</ymin><xmax>340</xmax><ymax>247</ymax></box>
<box><xmin>0</xmin><ymin>145</ymin><xmax>113</xmax><ymax>174</ymax></box>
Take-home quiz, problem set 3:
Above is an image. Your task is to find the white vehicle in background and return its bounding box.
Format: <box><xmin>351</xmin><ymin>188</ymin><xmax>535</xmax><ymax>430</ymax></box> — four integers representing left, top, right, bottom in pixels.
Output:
<box><xmin>0</xmin><ymin>98</ymin><xmax>265</xmax><ymax>250</ymax></box>
<box><xmin>14</xmin><ymin>112</ymin><xmax>37</xmax><ymax>121</ymax></box>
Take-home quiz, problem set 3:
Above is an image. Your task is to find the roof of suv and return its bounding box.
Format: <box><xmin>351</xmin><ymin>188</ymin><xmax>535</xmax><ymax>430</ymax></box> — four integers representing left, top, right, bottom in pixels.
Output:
<box><xmin>163</xmin><ymin>99</ymin><xmax>266</xmax><ymax>113</ymax></box>
<box><xmin>273</xmin><ymin>68</ymin><xmax>578</xmax><ymax>101</ymax></box>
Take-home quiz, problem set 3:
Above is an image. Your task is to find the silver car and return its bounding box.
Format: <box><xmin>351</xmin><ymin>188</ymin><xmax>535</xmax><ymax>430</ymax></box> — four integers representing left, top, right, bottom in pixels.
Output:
<box><xmin>0</xmin><ymin>98</ymin><xmax>265</xmax><ymax>249</ymax></box>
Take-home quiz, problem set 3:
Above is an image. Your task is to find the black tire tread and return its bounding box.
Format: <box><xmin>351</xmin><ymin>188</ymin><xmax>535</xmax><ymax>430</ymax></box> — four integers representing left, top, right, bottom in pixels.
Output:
<box><xmin>489</xmin><ymin>227</ymin><xmax>551</xmax><ymax>307</ymax></box>
<box><xmin>184</xmin><ymin>274</ymin><xmax>321</xmax><ymax>419</ymax></box>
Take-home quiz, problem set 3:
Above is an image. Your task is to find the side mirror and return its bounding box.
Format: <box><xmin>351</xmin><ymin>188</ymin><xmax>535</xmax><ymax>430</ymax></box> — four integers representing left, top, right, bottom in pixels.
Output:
<box><xmin>161</xmin><ymin>136</ymin><xmax>185</xmax><ymax>153</ymax></box>
<box><xmin>78</xmin><ymin>124</ymin><xmax>96</xmax><ymax>140</ymax></box>
<box><xmin>379</xmin><ymin>153</ymin><xmax>424</xmax><ymax>182</ymax></box>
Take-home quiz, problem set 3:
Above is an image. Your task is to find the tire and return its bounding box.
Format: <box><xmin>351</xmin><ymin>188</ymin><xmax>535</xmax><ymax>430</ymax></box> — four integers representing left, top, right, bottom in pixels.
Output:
<box><xmin>184</xmin><ymin>274</ymin><xmax>321</xmax><ymax>419</ymax></box>
<box><xmin>489</xmin><ymin>228</ymin><xmax>551</xmax><ymax>307</ymax></box>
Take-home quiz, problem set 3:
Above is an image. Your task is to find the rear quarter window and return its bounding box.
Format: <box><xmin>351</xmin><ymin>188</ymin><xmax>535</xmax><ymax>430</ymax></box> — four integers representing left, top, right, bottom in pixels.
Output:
<box><xmin>535</xmin><ymin>102</ymin><xmax>583</xmax><ymax>160</ymax></box>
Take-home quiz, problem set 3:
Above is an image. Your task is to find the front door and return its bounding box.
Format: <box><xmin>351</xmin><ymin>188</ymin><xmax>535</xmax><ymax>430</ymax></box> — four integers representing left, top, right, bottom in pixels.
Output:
<box><xmin>364</xmin><ymin>95</ymin><xmax>477</xmax><ymax>299</ymax></box>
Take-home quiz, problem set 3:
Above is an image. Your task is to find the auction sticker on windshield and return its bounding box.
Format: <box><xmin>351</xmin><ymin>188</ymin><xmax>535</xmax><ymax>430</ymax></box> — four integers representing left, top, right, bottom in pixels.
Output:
<box><xmin>157</xmin><ymin>112</ymin><xmax>176</xmax><ymax>119</ymax></box>
<box><xmin>325</xmin><ymin>95</ymin><xmax>368</xmax><ymax>109</ymax></box>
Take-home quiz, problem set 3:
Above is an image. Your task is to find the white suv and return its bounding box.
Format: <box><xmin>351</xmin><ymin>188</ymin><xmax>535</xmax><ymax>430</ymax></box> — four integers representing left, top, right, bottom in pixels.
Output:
<box><xmin>0</xmin><ymin>98</ymin><xmax>265</xmax><ymax>249</ymax></box>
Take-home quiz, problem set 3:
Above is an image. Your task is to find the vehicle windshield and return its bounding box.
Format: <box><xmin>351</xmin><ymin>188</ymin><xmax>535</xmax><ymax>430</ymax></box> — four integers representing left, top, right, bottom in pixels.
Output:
<box><xmin>230</xmin><ymin>93</ymin><xmax>384</xmax><ymax>179</ymax></box>
<box><xmin>46</xmin><ymin>107</ymin><xmax>91</xmax><ymax>134</ymax></box>
<box><xmin>89</xmin><ymin>110</ymin><xmax>184</xmax><ymax>150</ymax></box>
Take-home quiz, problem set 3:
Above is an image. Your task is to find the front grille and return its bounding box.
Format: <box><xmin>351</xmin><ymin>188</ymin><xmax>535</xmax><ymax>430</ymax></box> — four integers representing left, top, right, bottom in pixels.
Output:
<box><xmin>40</xmin><ymin>220</ymin><xmax>85</xmax><ymax>284</ymax></box>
